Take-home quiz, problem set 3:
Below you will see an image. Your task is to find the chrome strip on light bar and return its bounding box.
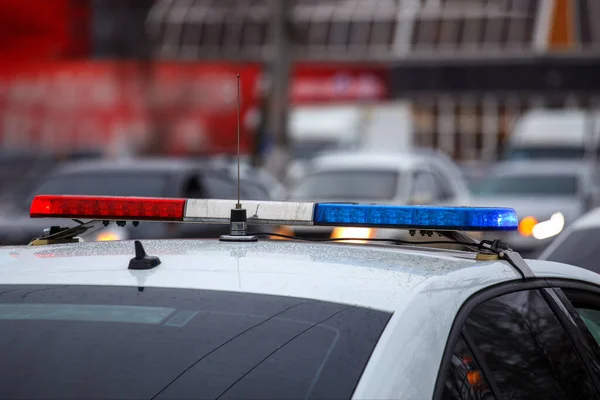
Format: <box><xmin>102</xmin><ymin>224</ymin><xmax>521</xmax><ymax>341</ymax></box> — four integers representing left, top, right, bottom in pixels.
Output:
<box><xmin>184</xmin><ymin>199</ymin><xmax>316</xmax><ymax>225</ymax></box>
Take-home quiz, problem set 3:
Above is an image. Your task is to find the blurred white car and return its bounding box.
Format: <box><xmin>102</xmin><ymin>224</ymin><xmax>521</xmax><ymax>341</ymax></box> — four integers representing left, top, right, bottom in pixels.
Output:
<box><xmin>539</xmin><ymin>206</ymin><xmax>600</xmax><ymax>272</ymax></box>
<box><xmin>471</xmin><ymin>160</ymin><xmax>600</xmax><ymax>256</ymax></box>
<box><xmin>284</xmin><ymin>150</ymin><xmax>471</xmax><ymax>240</ymax></box>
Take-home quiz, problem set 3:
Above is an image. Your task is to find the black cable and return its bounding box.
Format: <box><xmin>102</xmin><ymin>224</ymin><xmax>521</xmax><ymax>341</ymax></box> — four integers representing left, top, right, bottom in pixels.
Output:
<box><xmin>251</xmin><ymin>231</ymin><xmax>485</xmax><ymax>250</ymax></box>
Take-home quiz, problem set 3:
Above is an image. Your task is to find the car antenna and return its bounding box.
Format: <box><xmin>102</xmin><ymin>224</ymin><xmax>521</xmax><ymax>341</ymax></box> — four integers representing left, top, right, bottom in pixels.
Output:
<box><xmin>128</xmin><ymin>240</ymin><xmax>161</xmax><ymax>270</ymax></box>
<box><xmin>220</xmin><ymin>73</ymin><xmax>258</xmax><ymax>243</ymax></box>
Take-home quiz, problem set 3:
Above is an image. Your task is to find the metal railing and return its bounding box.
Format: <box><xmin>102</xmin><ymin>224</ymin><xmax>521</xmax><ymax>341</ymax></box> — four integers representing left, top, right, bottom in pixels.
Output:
<box><xmin>146</xmin><ymin>0</ymin><xmax>548</xmax><ymax>61</ymax></box>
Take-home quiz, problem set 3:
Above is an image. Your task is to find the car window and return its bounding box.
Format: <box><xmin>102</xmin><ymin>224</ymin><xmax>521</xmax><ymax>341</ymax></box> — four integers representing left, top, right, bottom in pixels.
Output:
<box><xmin>464</xmin><ymin>289</ymin><xmax>596</xmax><ymax>399</ymax></box>
<box><xmin>542</xmin><ymin>228</ymin><xmax>600</xmax><ymax>272</ymax></box>
<box><xmin>411</xmin><ymin>171</ymin><xmax>440</xmax><ymax>203</ymax></box>
<box><xmin>506</xmin><ymin>147</ymin><xmax>587</xmax><ymax>160</ymax></box>
<box><xmin>559</xmin><ymin>289</ymin><xmax>600</xmax><ymax>349</ymax></box>
<box><xmin>29</xmin><ymin>173</ymin><xmax>169</xmax><ymax>205</ymax></box>
<box><xmin>181</xmin><ymin>175</ymin><xmax>205</xmax><ymax>198</ymax></box>
<box><xmin>429</xmin><ymin>168</ymin><xmax>455</xmax><ymax>201</ymax></box>
<box><xmin>471</xmin><ymin>174</ymin><xmax>579</xmax><ymax>197</ymax></box>
<box><xmin>441</xmin><ymin>334</ymin><xmax>497</xmax><ymax>400</ymax></box>
<box><xmin>551</xmin><ymin>288</ymin><xmax>600</xmax><ymax>379</ymax></box>
<box><xmin>579</xmin><ymin>308</ymin><xmax>600</xmax><ymax>344</ymax></box>
<box><xmin>201</xmin><ymin>174</ymin><xmax>238</xmax><ymax>199</ymax></box>
<box><xmin>240</xmin><ymin>179</ymin><xmax>270</xmax><ymax>200</ymax></box>
<box><xmin>0</xmin><ymin>285</ymin><xmax>391</xmax><ymax>399</ymax></box>
<box><xmin>0</xmin><ymin>156</ymin><xmax>57</xmax><ymax>206</ymax></box>
<box><xmin>290</xmin><ymin>170</ymin><xmax>399</xmax><ymax>201</ymax></box>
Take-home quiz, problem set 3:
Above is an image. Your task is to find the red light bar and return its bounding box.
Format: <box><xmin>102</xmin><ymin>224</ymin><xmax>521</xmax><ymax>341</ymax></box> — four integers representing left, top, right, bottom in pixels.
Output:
<box><xmin>30</xmin><ymin>195</ymin><xmax>186</xmax><ymax>221</ymax></box>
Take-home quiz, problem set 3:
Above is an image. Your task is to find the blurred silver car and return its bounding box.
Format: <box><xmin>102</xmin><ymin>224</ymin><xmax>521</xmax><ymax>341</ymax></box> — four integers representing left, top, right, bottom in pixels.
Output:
<box><xmin>471</xmin><ymin>160</ymin><xmax>600</xmax><ymax>256</ymax></box>
<box><xmin>283</xmin><ymin>150</ymin><xmax>472</xmax><ymax>240</ymax></box>
<box><xmin>539</xmin><ymin>206</ymin><xmax>600</xmax><ymax>272</ymax></box>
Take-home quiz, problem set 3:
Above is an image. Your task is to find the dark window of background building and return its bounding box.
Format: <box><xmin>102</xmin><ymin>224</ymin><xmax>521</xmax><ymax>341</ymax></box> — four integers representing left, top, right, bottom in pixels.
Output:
<box><xmin>91</xmin><ymin>0</ymin><xmax>154</xmax><ymax>59</ymax></box>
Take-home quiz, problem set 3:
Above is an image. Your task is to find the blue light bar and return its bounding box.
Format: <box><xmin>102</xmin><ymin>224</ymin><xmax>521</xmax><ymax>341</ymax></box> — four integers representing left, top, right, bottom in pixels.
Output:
<box><xmin>313</xmin><ymin>204</ymin><xmax>518</xmax><ymax>231</ymax></box>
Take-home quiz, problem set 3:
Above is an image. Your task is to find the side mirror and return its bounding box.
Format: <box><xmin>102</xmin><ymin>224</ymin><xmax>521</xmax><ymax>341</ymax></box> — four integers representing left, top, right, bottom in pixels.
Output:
<box><xmin>585</xmin><ymin>191</ymin><xmax>600</xmax><ymax>211</ymax></box>
<box><xmin>410</xmin><ymin>192</ymin><xmax>435</xmax><ymax>205</ymax></box>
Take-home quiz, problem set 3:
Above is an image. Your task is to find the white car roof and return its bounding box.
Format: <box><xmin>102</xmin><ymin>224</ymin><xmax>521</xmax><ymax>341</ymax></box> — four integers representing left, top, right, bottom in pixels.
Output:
<box><xmin>308</xmin><ymin>152</ymin><xmax>423</xmax><ymax>172</ymax></box>
<box><xmin>1</xmin><ymin>239</ymin><xmax>597</xmax><ymax>311</ymax></box>
<box><xmin>2</xmin><ymin>239</ymin><xmax>598</xmax><ymax>399</ymax></box>
<box><xmin>0</xmin><ymin>240</ymin><xmax>509</xmax><ymax>311</ymax></box>
<box><xmin>511</xmin><ymin>109</ymin><xmax>600</xmax><ymax>147</ymax></box>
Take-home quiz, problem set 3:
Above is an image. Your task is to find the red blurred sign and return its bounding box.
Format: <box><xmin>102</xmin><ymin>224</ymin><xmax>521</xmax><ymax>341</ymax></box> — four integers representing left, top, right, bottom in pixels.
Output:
<box><xmin>289</xmin><ymin>64</ymin><xmax>389</xmax><ymax>103</ymax></box>
<box><xmin>252</xmin><ymin>64</ymin><xmax>389</xmax><ymax>103</ymax></box>
<box><xmin>0</xmin><ymin>62</ymin><xmax>260</xmax><ymax>155</ymax></box>
<box><xmin>0</xmin><ymin>0</ymin><xmax>90</xmax><ymax>61</ymax></box>
<box><xmin>0</xmin><ymin>61</ymin><xmax>388</xmax><ymax>155</ymax></box>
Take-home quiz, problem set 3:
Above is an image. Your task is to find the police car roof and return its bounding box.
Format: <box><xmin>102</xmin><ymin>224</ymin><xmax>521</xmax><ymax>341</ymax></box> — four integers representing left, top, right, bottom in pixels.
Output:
<box><xmin>2</xmin><ymin>240</ymin><xmax>598</xmax><ymax>312</ymax></box>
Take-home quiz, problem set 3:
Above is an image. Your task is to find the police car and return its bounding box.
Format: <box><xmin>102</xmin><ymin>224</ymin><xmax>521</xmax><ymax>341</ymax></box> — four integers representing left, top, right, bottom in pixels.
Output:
<box><xmin>2</xmin><ymin>194</ymin><xmax>600</xmax><ymax>399</ymax></box>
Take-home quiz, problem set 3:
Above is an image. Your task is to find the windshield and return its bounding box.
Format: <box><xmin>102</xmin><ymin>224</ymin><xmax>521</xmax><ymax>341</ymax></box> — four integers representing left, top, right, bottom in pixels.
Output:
<box><xmin>31</xmin><ymin>173</ymin><xmax>169</xmax><ymax>199</ymax></box>
<box><xmin>471</xmin><ymin>174</ymin><xmax>579</xmax><ymax>197</ymax></box>
<box><xmin>542</xmin><ymin>228</ymin><xmax>600</xmax><ymax>273</ymax></box>
<box><xmin>506</xmin><ymin>147</ymin><xmax>588</xmax><ymax>160</ymax></box>
<box><xmin>290</xmin><ymin>170</ymin><xmax>399</xmax><ymax>201</ymax></box>
<box><xmin>0</xmin><ymin>285</ymin><xmax>390</xmax><ymax>399</ymax></box>
<box><xmin>0</xmin><ymin>157</ymin><xmax>57</xmax><ymax>207</ymax></box>
<box><xmin>292</xmin><ymin>140</ymin><xmax>345</xmax><ymax>160</ymax></box>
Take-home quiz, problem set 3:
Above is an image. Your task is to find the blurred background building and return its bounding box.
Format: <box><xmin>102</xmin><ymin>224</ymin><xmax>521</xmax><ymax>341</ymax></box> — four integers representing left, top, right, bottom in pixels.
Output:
<box><xmin>1</xmin><ymin>0</ymin><xmax>599</xmax><ymax>171</ymax></box>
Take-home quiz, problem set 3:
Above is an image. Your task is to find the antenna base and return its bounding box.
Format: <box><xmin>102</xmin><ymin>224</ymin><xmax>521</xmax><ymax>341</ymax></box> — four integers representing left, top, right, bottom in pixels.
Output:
<box><xmin>220</xmin><ymin>208</ymin><xmax>258</xmax><ymax>242</ymax></box>
<box><xmin>219</xmin><ymin>234</ymin><xmax>258</xmax><ymax>242</ymax></box>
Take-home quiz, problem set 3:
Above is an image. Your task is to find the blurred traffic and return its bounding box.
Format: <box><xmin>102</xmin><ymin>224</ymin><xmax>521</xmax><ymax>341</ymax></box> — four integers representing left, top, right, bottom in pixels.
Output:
<box><xmin>1</xmin><ymin>0</ymin><xmax>600</xmax><ymax>260</ymax></box>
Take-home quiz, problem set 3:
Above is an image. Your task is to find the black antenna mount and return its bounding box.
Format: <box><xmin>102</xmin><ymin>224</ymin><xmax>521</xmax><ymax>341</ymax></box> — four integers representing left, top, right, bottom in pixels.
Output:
<box><xmin>128</xmin><ymin>240</ymin><xmax>161</xmax><ymax>270</ymax></box>
<box><xmin>220</xmin><ymin>73</ymin><xmax>258</xmax><ymax>243</ymax></box>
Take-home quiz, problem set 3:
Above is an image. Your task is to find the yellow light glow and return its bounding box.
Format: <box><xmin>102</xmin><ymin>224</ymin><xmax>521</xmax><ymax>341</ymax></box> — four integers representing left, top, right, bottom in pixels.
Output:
<box><xmin>270</xmin><ymin>225</ymin><xmax>295</xmax><ymax>240</ymax></box>
<box><xmin>331</xmin><ymin>227</ymin><xmax>375</xmax><ymax>243</ymax></box>
<box><xmin>518</xmin><ymin>216</ymin><xmax>538</xmax><ymax>237</ymax></box>
<box><xmin>96</xmin><ymin>232</ymin><xmax>120</xmax><ymax>242</ymax></box>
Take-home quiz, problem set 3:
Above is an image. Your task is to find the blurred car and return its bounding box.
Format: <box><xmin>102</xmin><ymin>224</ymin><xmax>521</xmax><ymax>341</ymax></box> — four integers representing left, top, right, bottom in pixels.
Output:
<box><xmin>209</xmin><ymin>155</ymin><xmax>287</xmax><ymax>200</ymax></box>
<box><xmin>504</xmin><ymin>109</ymin><xmax>600</xmax><ymax>161</ymax></box>
<box><xmin>0</xmin><ymin>158</ymin><xmax>273</xmax><ymax>245</ymax></box>
<box><xmin>0</xmin><ymin>149</ymin><xmax>105</xmax><ymax>207</ymax></box>
<box><xmin>283</xmin><ymin>150</ymin><xmax>471</xmax><ymax>240</ymax></box>
<box><xmin>284</xmin><ymin>102</ymin><xmax>414</xmax><ymax>185</ymax></box>
<box><xmin>538</xmin><ymin>206</ymin><xmax>600</xmax><ymax>272</ymax></box>
<box><xmin>458</xmin><ymin>160</ymin><xmax>491</xmax><ymax>192</ymax></box>
<box><xmin>0</xmin><ymin>151</ymin><xmax>59</xmax><ymax>207</ymax></box>
<box><xmin>471</xmin><ymin>160</ymin><xmax>600</xmax><ymax>257</ymax></box>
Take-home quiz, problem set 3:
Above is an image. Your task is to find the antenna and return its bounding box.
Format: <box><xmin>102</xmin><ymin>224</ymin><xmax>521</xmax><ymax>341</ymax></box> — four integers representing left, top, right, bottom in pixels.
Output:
<box><xmin>220</xmin><ymin>73</ymin><xmax>257</xmax><ymax>243</ymax></box>
<box><xmin>236</xmin><ymin>73</ymin><xmax>241</xmax><ymax>209</ymax></box>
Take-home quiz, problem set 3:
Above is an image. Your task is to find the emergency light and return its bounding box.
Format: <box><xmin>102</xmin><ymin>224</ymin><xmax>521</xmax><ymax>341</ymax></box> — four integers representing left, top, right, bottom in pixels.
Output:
<box><xmin>30</xmin><ymin>195</ymin><xmax>518</xmax><ymax>231</ymax></box>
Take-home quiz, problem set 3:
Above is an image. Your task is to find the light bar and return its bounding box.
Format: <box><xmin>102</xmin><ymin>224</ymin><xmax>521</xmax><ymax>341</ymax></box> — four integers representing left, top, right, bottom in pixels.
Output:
<box><xmin>30</xmin><ymin>195</ymin><xmax>518</xmax><ymax>231</ymax></box>
<box><xmin>30</xmin><ymin>195</ymin><xmax>185</xmax><ymax>221</ymax></box>
<box><xmin>313</xmin><ymin>204</ymin><xmax>518</xmax><ymax>231</ymax></box>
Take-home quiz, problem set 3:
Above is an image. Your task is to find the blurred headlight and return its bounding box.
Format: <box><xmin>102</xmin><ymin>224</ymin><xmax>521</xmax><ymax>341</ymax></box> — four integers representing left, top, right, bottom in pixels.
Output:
<box><xmin>331</xmin><ymin>227</ymin><xmax>375</xmax><ymax>243</ymax></box>
<box><xmin>532</xmin><ymin>212</ymin><xmax>565</xmax><ymax>240</ymax></box>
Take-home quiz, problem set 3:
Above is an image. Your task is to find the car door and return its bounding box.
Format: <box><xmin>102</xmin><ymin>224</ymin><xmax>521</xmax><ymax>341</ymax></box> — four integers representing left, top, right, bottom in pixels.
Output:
<box><xmin>436</xmin><ymin>283</ymin><xmax>600</xmax><ymax>400</ymax></box>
